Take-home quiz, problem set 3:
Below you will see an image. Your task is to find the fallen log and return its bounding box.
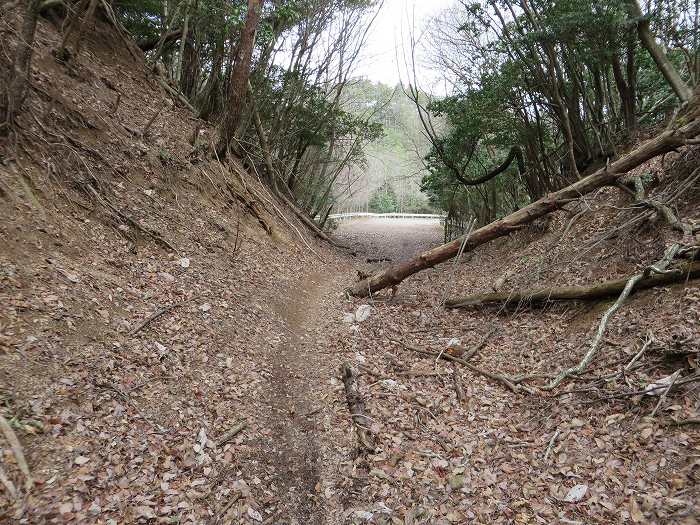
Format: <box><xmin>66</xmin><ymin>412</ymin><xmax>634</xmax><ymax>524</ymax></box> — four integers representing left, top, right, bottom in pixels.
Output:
<box><xmin>341</xmin><ymin>363</ymin><xmax>376</xmax><ymax>453</ymax></box>
<box><xmin>347</xmin><ymin>92</ymin><xmax>700</xmax><ymax>297</ymax></box>
<box><xmin>446</xmin><ymin>261</ymin><xmax>700</xmax><ymax>309</ymax></box>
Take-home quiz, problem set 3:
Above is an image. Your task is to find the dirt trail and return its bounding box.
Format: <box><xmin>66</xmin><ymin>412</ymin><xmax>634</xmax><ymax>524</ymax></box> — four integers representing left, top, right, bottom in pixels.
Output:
<box><xmin>249</xmin><ymin>219</ymin><xmax>444</xmax><ymax>524</ymax></box>
<box><xmin>264</xmin><ymin>271</ymin><xmax>327</xmax><ymax>524</ymax></box>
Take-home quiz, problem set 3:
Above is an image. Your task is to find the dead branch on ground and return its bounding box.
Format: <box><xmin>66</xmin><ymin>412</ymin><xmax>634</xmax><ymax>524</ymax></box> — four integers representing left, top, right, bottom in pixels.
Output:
<box><xmin>0</xmin><ymin>414</ymin><xmax>33</xmax><ymax>492</ymax></box>
<box><xmin>216</xmin><ymin>422</ymin><xmax>247</xmax><ymax>447</ymax></box>
<box><xmin>544</xmin><ymin>244</ymin><xmax>682</xmax><ymax>390</ymax></box>
<box><xmin>446</xmin><ymin>261</ymin><xmax>700</xmax><ymax>308</ymax></box>
<box><xmin>128</xmin><ymin>297</ymin><xmax>194</xmax><ymax>336</ymax></box>
<box><xmin>393</xmin><ymin>339</ymin><xmax>527</xmax><ymax>394</ymax></box>
<box><xmin>341</xmin><ymin>363</ymin><xmax>376</xmax><ymax>453</ymax></box>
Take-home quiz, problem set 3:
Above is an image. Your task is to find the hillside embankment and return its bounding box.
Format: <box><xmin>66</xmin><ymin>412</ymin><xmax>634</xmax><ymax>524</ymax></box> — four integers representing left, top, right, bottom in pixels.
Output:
<box><xmin>1</xmin><ymin>9</ymin><xmax>699</xmax><ymax>525</ymax></box>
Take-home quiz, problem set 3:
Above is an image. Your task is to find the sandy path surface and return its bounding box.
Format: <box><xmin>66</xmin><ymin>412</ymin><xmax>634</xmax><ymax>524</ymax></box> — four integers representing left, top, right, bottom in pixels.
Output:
<box><xmin>335</xmin><ymin>218</ymin><xmax>443</xmax><ymax>263</ymax></box>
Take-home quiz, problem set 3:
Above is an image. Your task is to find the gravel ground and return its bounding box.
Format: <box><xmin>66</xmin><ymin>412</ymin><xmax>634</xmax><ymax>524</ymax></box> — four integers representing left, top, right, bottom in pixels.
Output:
<box><xmin>335</xmin><ymin>218</ymin><xmax>443</xmax><ymax>263</ymax></box>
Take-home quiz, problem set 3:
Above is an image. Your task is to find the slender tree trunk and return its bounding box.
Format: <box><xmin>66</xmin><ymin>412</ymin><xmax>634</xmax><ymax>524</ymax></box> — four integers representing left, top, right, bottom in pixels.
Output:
<box><xmin>624</xmin><ymin>0</ymin><xmax>693</xmax><ymax>103</ymax></box>
<box><xmin>196</xmin><ymin>32</ymin><xmax>224</xmax><ymax>120</ymax></box>
<box><xmin>2</xmin><ymin>0</ymin><xmax>41</xmax><ymax>130</ymax></box>
<box><xmin>175</xmin><ymin>0</ymin><xmax>190</xmax><ymax>86</ymax></box>
<box><xmin>215</xmin><ymin>0</ymin><xmax>263</xmax><ymax>158</ymax></box>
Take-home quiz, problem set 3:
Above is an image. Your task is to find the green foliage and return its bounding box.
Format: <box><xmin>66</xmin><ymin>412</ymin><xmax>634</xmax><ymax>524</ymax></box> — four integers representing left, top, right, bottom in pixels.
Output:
<box><xmin>420</xmin><ymin>0</ymin><xmax>698</xmax><ymax>233</ymax></box>
<box><xmin>368</xmin><ymin>180</ymin><xmax>398</xmax><ymax>213</ymax></box>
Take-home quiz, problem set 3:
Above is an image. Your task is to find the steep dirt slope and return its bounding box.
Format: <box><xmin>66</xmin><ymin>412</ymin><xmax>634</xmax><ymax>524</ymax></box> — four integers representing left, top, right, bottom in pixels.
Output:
<box><xmin>333</xmin><ymin>152</ymin><xmax>699</xmax><ymax>524</ymax></box>
<box><xmin>0</xmin><ymin>13</ymin><xmax>359</xmax><ymax>525</ymax></box>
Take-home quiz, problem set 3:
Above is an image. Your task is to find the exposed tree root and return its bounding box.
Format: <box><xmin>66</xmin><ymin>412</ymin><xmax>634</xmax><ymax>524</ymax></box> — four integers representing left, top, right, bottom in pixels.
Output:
<box><xmin>446</xmin><ymin>261</ymin><xmax>700</xmax><ymax>309</ymax></box>
<box><xmin>84</xmin><ymin>184</ymin><xmax>176</xmax><ymax>251</ymax></box>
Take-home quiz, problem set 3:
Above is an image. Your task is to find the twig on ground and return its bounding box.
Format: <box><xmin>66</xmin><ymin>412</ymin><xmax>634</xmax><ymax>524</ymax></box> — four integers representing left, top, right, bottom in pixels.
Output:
<box><xmin>128</xmin><ymin>297</ymin><xmax>194</xmax><ymax>336</ymax></box>
<box><xmin>543</xmin><ymin>428</ymin><xmax>560</xmax><ymax>462</ymax></box>
<box><xmin>393</xmin><ymin>339</ymin><xmax>526</xmax><ymax>394</ymax></box>
<box><xmin>140</xmin><ymin>102</ymin><xmax>164</xmax><ymax>138</ymax></box>
<box><xmin>452</xmin><ymin>364</ymin><xmax>465</xmax><ymax>403</ymax></box>
<box><xmin>216</xmin><ymin>422</ymin><xmax>247</xmax><ymax>447</ymax></box>
<box><xmin>650</xmin><ymin>370</ymin><xmax>682</xmax><ymax>418</ymax></box>
<box><xmin>0</xmin><ymin>414</ymin><xmax>33</xmax><ymax>491</ymax></box>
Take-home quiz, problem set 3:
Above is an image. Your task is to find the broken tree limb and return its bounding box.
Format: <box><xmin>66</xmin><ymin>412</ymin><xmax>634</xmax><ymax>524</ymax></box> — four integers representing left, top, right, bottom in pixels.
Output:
<box><xmin>452</xmin><ymin>364</ymin><xmax>465</xmax><ymax>403</ymax></box>
<box><xmin>0</xmin><ymin>463</ymin><xmax>17</xmax><ymax>499</ymax></box>
<box><xmin>128</xmin><ymin>297</ymin><xmax>194</xmax><ymax>336</ymax></box>
<box><xmin>544</xmin><ymin>244</ymin><xmax>681</xmax><ymax>390</ymax></box>
<box><xmin>216</xmin><ymin>422</ymin><xmax>247</xmax><ymax>447</ymax></box>
<box><xmin>445</xmin><ymin>261</ymin><xmax>700</xmax><ymax>308</ymax></box>
<box><xmin>341</xmin><ymin>363</ymin><xmax>376</xmax><ymax>453</ymax></box>
<box><xmin>0</xmin><ymin>414</ymin><xmax>33</xmax><ymax>492</ymax></box>
<box><xmin>347</xmin><ymin>95</ymin><xmax>700</xmax><ymax>297</ymax></box>
<box><xmin>393</xmin><ymin>339</ymin><xmax>524</xmax><ymax>394</ymax></box>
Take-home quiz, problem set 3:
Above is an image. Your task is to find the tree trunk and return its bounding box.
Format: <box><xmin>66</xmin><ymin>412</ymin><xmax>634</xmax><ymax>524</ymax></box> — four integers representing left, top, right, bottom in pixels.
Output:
<box><xmin>624</xmin><ymin>0</ymin><xmax>693</xmax><ymax>103</ymax></box>
<box><xmin>611</xmin><ymin>44</ymin><xmax>638</xmax><ymax>136</ymax></box>
<box><xmin>348</xmin><ymin>95</ymin><xmax>700</xmax><ymax>297</ymax></box>
<box><xmin>2</xmin><ymin>0</ymin><xmax>41</xmax><ymax>130</ymax></box>
<box><xmin>215</xmin><ymin>0</ymin><xmax>263</xmax><ymax>158</ymax></box>
<box><xmin>446</xmin><ymin>261</ymin><xmax>700</xmax><ymax>308</ymax></box>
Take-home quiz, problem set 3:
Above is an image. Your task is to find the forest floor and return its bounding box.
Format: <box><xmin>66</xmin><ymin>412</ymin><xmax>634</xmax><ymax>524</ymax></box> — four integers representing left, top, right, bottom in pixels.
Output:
<box><xmin>1</xmin><ymin>13</ymin><xmax>699</xmax><ymax>525</ymax></box>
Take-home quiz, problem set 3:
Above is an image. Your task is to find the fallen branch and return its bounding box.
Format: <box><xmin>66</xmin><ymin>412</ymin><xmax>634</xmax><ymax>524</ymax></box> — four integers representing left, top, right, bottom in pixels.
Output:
<box><xmin>543</xmin><ymin>428</ymin><xmax>560</xmax><ymax>462</ymax></box>
<box><xmin>348</xmin><ymin>94</ymin><xmax>700</xmax><ymax>297</ymax></box>
<box><xmin>666</xmin><ymin>418</ymin><xmax>700</xmax><ymax>426</ymax></box>
<box><xmin>393</xmin><ymin>339</ymin><xmax>525</xmax><ymax>394</ymax></box>
<box><xmin>446</xmin><ymin>261</ymin><xmax>700</xmax><ymax>308</ymax></box>
<box><xmin>544</xmin><ymin>245</ymin><xmax>681</xmax><ymax>390</ymax></box>
<box><xmin>650</xmin><ymin>369</ymin><xmax>682</xmax><ymax>418</ymax></box>
<box><xmin>341</xmin><ymin>363</ymin><xmax>376</xmax><ymax>452</ymax></box>
<box><xmin>453</xmin><ymin>326</ymin><xmax>498</xmax><ymax>361</ymax></box>
<box><xmin>140</xmin><ymin>103</ymin><xmax>164</xmax><ymax>138</ymax></box>
<box><xmin>216</xmin><ymin>422</ymin><xmax>247</xmax><ymax>447</ymax></box>
<box><xmin>157</xmin><ymin>77</ymin><xmax>197</xmax><ymax>114</ymax></box>
<box><xmin>128</xmin><ymin>297</ymin><xmax>192</xmax><ymax>336</ymax></box>
<box><xmin>452</xmin><ymin>364</ymin><xmax>465</xmax><ymax>403</ymax></box>
<box><xmin>0</xmin><ymin>414</ymin><xmax>33</xmax><ymax>492</ymax></box>
<box><xmin>0</xmin><ymin>463</ymin><xmax>18</xmax><ymax>499</ymax></box>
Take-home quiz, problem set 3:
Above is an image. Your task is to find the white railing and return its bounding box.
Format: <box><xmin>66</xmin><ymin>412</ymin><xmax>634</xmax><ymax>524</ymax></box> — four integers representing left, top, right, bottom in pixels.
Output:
<box><xmin>326</xmin><ymin>212</ymin><xmax>446</xmax><ymax>222</ymax></box>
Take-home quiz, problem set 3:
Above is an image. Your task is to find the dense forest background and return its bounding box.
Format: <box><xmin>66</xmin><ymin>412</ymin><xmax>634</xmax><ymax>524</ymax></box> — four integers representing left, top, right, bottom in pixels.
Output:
<box><xmin>2</xmin><ymin>0</ymin><xmax>699</xmax><ymax>230</ymax></box>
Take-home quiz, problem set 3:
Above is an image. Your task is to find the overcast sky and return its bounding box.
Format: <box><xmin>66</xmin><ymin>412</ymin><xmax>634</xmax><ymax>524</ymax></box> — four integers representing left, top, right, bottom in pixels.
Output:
<box><xmin>353</xmin><ymin>0</ymin><xmax>455</xmax><ymax>90</ymax></box>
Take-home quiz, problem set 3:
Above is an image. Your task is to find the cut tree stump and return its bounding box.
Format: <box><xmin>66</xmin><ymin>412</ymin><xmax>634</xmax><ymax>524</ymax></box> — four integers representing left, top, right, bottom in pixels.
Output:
<box><xmin>446</xmin><ymin>261</ymin><xmax>700</xmax><ymax>309</ymax></box>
